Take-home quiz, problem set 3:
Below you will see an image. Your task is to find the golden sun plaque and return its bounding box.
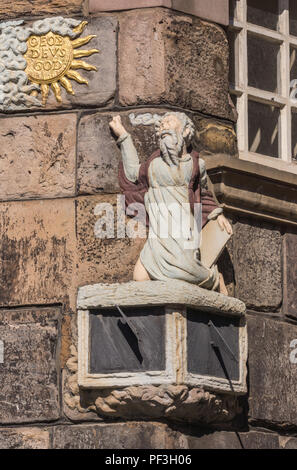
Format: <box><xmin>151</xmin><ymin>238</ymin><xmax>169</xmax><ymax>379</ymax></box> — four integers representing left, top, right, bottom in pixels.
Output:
<box><xmin>24</xmin><ymin>21</ymin><xmax>99</xmax><ymax>106</ymax></box>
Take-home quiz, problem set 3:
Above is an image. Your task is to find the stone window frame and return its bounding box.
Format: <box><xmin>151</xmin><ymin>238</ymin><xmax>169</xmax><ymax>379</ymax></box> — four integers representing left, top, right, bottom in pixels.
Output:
<box><xmin>78</xmin><ymin>307</ymin><xmax>177</xmax><ymax>389</ymax></box>
<box><xmin>229</xmin><ymin>0</ymin><xmax>297</xmax><ymax>174</ymax></box>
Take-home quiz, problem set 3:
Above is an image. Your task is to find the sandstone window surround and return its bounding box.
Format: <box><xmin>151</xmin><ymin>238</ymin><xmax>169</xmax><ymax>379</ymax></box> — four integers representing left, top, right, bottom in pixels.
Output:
<box><xmin>229</xmin><ymin>0</ymin><xmax>297</xmax><ymax>173</ymax></box>
<box><xmin>89</xmin><ymin>0</ymin><xmax>229</xmax><ymax>26</ymax></box>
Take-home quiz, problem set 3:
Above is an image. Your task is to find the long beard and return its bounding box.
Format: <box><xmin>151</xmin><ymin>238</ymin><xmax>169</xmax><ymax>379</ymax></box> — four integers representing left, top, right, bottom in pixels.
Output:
<box><xmin>159</xmin><ymin>130</ymin><xmax>184</xmax><ymax>166</ymax></box>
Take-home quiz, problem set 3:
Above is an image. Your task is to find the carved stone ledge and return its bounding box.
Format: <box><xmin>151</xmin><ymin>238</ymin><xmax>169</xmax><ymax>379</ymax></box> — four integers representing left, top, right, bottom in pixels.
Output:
<box><xmin>77</xmin><ymin>279</ymin><xmax>246</xmax><ymax>315</ymax></box>
<box><xmin>82</xmin><ymin>385</ymin><xmax>242</xmax><ymax>425</ymax></box>
<box><xmin>205</xmin><ymin>154</ymin><xmax>297</xmax><ymax>227</ymax></box>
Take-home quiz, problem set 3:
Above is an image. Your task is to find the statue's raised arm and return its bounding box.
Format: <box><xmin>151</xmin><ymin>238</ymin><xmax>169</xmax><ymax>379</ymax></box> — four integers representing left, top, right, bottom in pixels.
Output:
<box><xmin>109</xmin><ymin>115</ymin><xmax>140</xmax><ymax>183</ymax></box>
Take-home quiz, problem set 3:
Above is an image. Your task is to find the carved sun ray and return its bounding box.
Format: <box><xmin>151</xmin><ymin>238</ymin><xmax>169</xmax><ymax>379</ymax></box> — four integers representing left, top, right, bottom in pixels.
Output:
<box><xmin>24</xmin><ymin>21</ymin><xmax>99</xmax><ymax>105</ymax></box>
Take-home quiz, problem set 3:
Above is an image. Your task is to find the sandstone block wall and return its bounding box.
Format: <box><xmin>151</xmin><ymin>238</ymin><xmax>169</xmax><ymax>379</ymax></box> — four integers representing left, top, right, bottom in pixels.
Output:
<box><xmin>0</xmin><ymin>3</ymin><xmax>296</xmax><ymax>449</ymax></box>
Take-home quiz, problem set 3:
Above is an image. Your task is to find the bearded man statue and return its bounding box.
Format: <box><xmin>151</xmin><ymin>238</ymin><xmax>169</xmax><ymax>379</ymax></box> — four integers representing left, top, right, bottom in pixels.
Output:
<box><xmin>109</xmin><ymin>112</ymin><xmax>232</xmax><ymax>294</ymax></box>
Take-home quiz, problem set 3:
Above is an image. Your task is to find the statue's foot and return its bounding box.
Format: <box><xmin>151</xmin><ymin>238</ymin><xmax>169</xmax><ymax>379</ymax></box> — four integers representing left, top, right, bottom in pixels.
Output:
<box><xmin>133</xmin><ymin>257</ymin><xmax>151</xmax><ymax>281</ymax></box>
<box><xmin>219</xmin><ymin>272</ymin><xmax>228</xmax><ymax>296</ymax></box>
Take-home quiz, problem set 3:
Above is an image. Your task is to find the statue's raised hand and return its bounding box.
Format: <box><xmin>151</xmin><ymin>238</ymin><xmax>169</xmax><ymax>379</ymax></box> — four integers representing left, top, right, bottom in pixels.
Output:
<box><xmin>109</xmin><ymin>115</ymin><xmax>127</xmax><ymax>138</ymax></box>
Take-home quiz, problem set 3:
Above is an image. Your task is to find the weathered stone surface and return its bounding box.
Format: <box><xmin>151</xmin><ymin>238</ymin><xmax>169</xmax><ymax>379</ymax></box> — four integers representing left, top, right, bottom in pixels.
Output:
<box><xmin>77</xmin><ymin>113</ymin><xmax>121</xmax><ymax>195</ymax></box>
<box><xmin>52</xmin><ymin>422</ymin><xmax>185</xmax><ymax>449</ymax></box>
<box><xmin>283</xmin><ymin>230</ymin><xmax>297</xmax><ymax>319</ymax></box>
<box><xmin>65</xmin><ymin>17</ymin><xmax>117</xmax><ymax>108</ymax></box>
<box><xmin>90</xmin><ymin>0</ymin><xmax>229</xmax><ymax>26</ymax></box>
<box><xmin>0</xmin><ymin>114</ymin><xmax>76</xmax><ymax>201</ymax></box>
<box><xmin>186</xmin><ymin>430</ymin><xmax>279</xmax><ymax>449</ymax></box>
<box><xmin>279</xmin><ymin>436</ymin><xmax>297</xmax><ymax>449</ymax></box>
<box><xmin>76</xmin><ymin>194</ymin><xmax>146</xmax><ymax>286</ymax></box>
<box><xmin>52</xmin><ymin>423</ymin><xmax>280</xmax><ymax>449</ymax></box>
<box><xmin>0</xmin><ymin>427</ymin><xmax>50</xmax><ymax>449</ymax></box>
<box><xmin>192</xmin><ymin>116</ymin><xmax>238</xmax><ymax>157</ymax></box>
<box><xmin>90</xmin><ymin>1</ymin><xmax>229</xmax><ymax>26</ymax></box>
<box><xmin>63</xmin><ymin>346</ymin><xmax>102</xmax><ymax>422</ymax></box>
<box><xmin>77</xmin><ymin>108</ymin><xmax>169</xmax><ymax>195</ymax></box>
<box><xmin>233</xmin><ymin>218</ymin><xmax>282</xmax><ymax>311</ymax></box>
<box><xmin>0</xmin><ymin>308</ymin><xmax>60</xmax><ymax>424</ymax></box>
<box><xmin>0</xmin><ymin>199</ymin><xmax>76</xmax><ymax>309</ymax></box>
<box><xmin>248</xmin><ymin>315</ymin><xmax>297</xmax><ymax>427</ymax></box>
<box><xmin>119</xmin><ymin>9</ymin><xmax>235</xmax><ymax>120</ymax></box>
<box><xmin>0</xmin><ymin>0</ymin><xmax>85</xmax><ymax>19</ymax></box>
<box><xmin>239</xmin><ymin>431</ymin><xmax>280</xmax><ymax>449</ymax></box>
<box><xmin>172</xmin><ymin>0</ymin><xmax>229</xmax><ymax>26</ymax></box>
<box><xmin>90</xmin><ymin>0</ymin><xmax>171</xmax><ymax>12</ymax></box>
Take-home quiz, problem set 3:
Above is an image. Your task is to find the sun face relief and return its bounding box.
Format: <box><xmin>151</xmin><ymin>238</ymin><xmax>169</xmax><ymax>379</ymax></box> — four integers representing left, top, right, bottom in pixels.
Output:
<box><xmin>24</xmin><ymin>21</ymin><xmax>99</xmax><ymax>105</ymax></box>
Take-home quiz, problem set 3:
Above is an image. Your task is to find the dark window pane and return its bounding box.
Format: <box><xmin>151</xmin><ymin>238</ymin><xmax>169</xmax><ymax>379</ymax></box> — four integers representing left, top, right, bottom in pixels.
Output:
<box><xmin>290</xmin><ymin>0</ymin><xmax>297</xmax><ymax>36</ymax></box>
<box><xmin>290</xmin><ymin>46</ymin><xmax>297</xmax><ymax>102</ymax></box>
<box><xmin>248</xmin><ymin>101</ymin><xmax>279</xmax><ymax>158</ymax></box>
<box><xmin>292</xmin><ymin>111</ymin><xmax>297</xmax><ymax>161</ymax></box>
<box><xmin>227</xmin><ymin>30</ymin><xmax>237</xmax><ymax>85</ymax></box>
<box><xmin>248</xmin><ymin>34</ymin><xmax>279</xmax><ymax>92</ymax></box>
<box><xmin>187</xmin><ymin>309</ymin><xmax>240</xmax><ymax>381</ymax></box>
<box><xmin>247</xmin><ymin>0</ymin><xmax>279</xmax><ymax>30</ymax></box>
<box><xmin>89</xmin><ymin>307</ymin><xmax>165</xmax><ymax>373</ymax></box>
<box><xmin>229</xmin><ymin>0</ymin><xmax>238</xmax><ymax>19</ymax></box>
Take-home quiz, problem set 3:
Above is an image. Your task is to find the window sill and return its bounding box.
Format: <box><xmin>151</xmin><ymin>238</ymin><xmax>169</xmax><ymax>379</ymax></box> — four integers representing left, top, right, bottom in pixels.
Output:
<box><xmin>239</xmin><ymin>152</ymin><xmax>297</xmax><ymax>176</ymax></box>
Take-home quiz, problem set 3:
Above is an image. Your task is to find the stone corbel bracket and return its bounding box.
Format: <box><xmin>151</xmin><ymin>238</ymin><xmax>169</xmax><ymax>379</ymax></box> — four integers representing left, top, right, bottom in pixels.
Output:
<box><xmin>205</xmin><ymin>154</ymin><xmax>297</xmax><ymax>228</ymax></box>
<box><xmin>77</xmin><ymin>280</ymin><xmax>247</xmax><ymax>395</ymax></box>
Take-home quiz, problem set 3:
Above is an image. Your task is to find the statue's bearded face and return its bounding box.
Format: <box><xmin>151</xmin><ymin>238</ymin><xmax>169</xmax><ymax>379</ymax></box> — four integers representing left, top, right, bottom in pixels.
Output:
<box><xmin>159</xmin><ymin>115</ymin><xmax>184</xmax><ymax>166</ymax></box>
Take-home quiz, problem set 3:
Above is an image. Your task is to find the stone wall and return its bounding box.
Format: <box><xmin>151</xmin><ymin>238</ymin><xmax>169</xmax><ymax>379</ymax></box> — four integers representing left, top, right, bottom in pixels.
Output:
<box><xmin>0</xmin><ymin>2</ymin><xmax>297</xmax><ymax>449</ymax></box>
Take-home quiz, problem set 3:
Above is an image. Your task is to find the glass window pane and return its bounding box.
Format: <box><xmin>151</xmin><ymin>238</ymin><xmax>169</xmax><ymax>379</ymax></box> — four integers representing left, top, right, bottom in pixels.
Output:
<box><xmin>229</xmin><ymin>0</ymin><xmax>238</xmax><ymax>19</ymax></box>
<box><xmin>290</xmin><ymin>46</ymin><xmax>297</xmax><ymax>103</ymax></box>
<box><xmin>248</xmin><ymin>101</ymin><xmax>279</xmax><ymax>158</ymax></box>
<box><xmin>289</xmin><ymin>0</ymin><xmax>297</xmax><ymax>36</ymax></box>
<box><xmin>291</xmin><ymin>111</ymin><xmax>297</xmax><ymax>161</ymax></box>
<box><xmin>248</xmin><ymin>34</ymin><xmax>279</xmax><ymax>93</ymax></box>
<box><xmin>247</xmin><ymin>0</ymin><xmax>279</xmax><ymax>30</ymax></box>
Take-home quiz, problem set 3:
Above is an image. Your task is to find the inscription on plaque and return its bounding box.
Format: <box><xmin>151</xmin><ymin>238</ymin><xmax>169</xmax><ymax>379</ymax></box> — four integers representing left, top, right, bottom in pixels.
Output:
<box><xmin>25</xmin><ymin>33</ymin><xmax>73</xmax><ymax>83</ymax></box>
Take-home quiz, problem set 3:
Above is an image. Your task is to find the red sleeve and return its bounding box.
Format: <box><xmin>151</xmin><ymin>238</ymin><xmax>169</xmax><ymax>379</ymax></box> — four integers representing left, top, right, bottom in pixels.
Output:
<box><xmin>201</xmin><ymin>189</ymin><xmax>220</xmax><ymax>227</ymax></box>
<box><xmin>189</xmin><ymin>151</ymin><xmax>220</xmax><ymax>228</ymax></box>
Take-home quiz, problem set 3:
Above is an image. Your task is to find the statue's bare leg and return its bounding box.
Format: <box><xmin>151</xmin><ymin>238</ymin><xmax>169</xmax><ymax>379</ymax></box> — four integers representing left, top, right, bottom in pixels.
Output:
<box><xmin>219</xmin><ymin>272</ymin><xmax>228</xmax><ymax>295</ymax></box>
<box><xmin>133</xmin><ymin>257</ymin><xmax>151</xmax><ymax>281</ymax></box>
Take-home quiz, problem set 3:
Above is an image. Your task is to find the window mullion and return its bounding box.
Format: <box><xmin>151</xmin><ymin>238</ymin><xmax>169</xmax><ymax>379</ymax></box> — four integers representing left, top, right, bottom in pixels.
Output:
<box><xmin>237</xmin><ymin>0</ymin><xmax>248</xmax><ymax>153</ymax></box>
<box><xmin>279</xmin><ymin>0</ymin><xmax>291</xmax><ymax>162</ymax></box>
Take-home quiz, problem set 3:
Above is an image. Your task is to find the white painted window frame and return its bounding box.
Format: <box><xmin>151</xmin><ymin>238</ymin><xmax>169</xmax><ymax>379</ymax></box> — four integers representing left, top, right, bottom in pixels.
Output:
<box><xmin>229</xmin><ymin>0</ymin><xmax>297</xmax><ymax>173</ymax></box>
